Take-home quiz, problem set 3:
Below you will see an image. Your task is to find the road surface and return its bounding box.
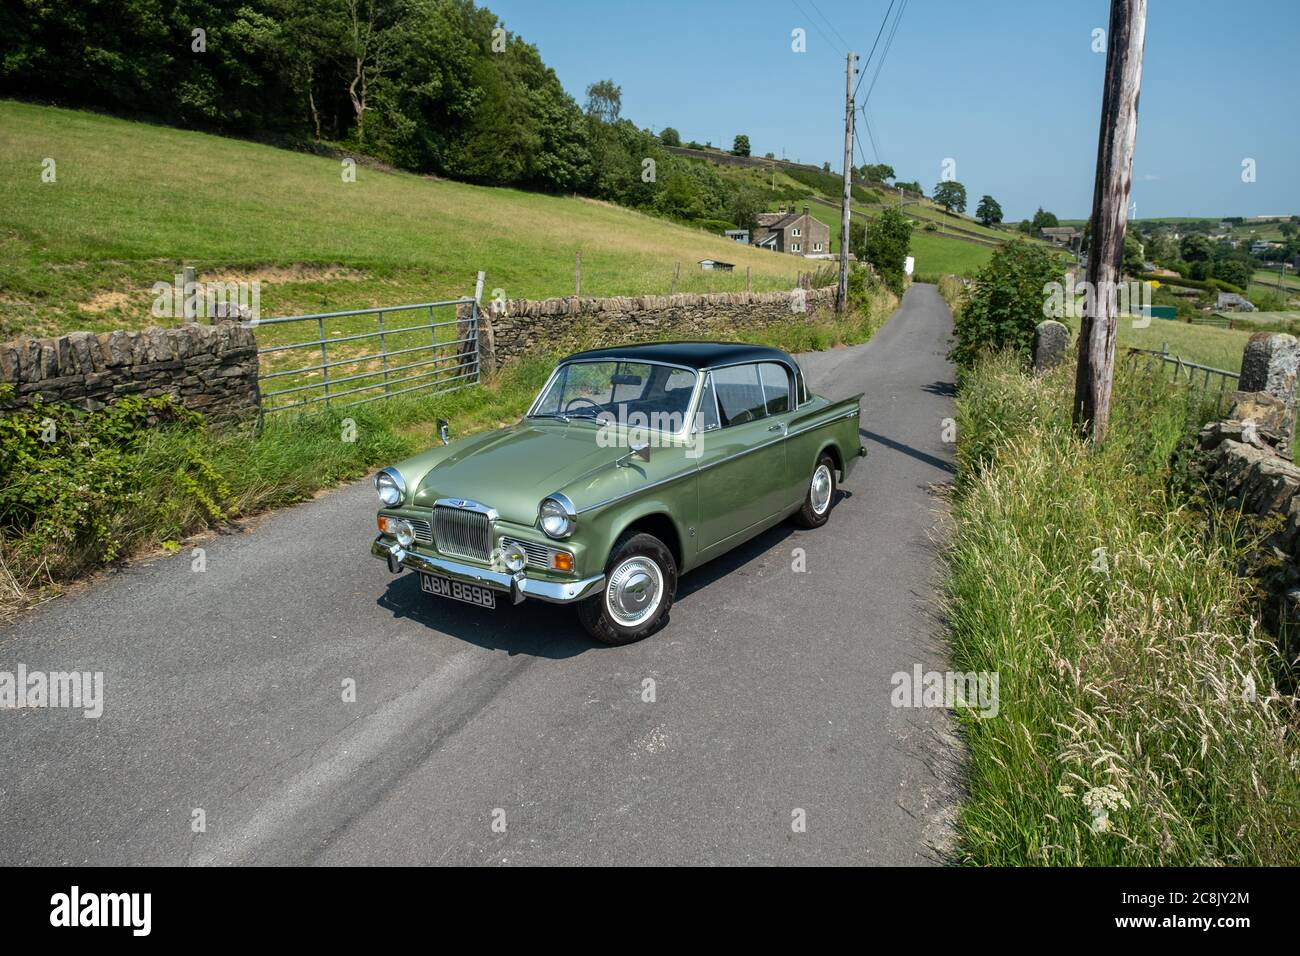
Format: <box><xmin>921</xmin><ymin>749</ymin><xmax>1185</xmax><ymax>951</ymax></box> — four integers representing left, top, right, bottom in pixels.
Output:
<box><xmin>0</xmin><ymin>284</ymin><xmax>960</xmax><ymax>865</ymax></box>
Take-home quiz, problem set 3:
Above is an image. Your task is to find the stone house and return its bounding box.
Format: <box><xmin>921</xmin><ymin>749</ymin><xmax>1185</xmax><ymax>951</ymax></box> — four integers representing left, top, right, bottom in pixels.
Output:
<box><xmin>752</xmin><ymin>205</ymin><xmax>831</xmax><ymax>256</ymax></box>
<box><xmin>1040</xmin><ymin>226</ymin><xmax>1079</xmax><ymax>247</ymax></box>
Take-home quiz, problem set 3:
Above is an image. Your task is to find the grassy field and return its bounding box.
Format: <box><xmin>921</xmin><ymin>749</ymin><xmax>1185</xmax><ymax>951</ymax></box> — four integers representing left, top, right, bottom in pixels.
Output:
<box><xmin>0</xmin><ymin>100</ymin><xmax>816</xmax><ymax>340</ymax></box>
<box><xmin>791</xmin><ymin>200</ymin><xmax>998</xmax><ymax>275</ymax></box>
<box><xmin>1064</xmin><ymin>314</ymin><xmax>1252</xmax><ymax>372</ymax></box>
<box><xmin>950</xmin><ymin>353</ymin><xmax>1300</xmax><ymax>864</ymax></box>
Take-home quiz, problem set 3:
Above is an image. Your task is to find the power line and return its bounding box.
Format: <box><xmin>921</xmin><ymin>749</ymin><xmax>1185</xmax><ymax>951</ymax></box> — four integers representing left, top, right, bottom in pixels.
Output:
<box><xmin>806</xmin><ymin>0</ymin><xmax>852</xmax><ymax>53</ymax></box>
<box><xmin>864</xmin><ymin>0</ymin><xmax>909</xmax><ymax>105</ymax></box>
<box><xmin>853</xmin><ymin>0</ymin><xmax>897</xmax><ymax>98</ymax></box>
<box><xmin>789</xmin><ymin>0</ymin><xmax>846</xmax><ymax>54</ymax></box>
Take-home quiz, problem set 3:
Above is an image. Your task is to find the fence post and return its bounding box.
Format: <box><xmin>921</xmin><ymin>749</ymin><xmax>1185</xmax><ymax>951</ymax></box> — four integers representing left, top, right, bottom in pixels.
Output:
<box><xmin>747</xmin><ymin>265</ymin><xmax>752</xmax><ymax>293</ymax></box>
<box><xmin>317</xmin><ymin>316</ymin><xmax>330</xmax><ymax>402</ymax></box>
<box><xmin>671</xmin><ymin>260</ymin><xmax>679</xmax><ymax>295</ymax></box>
<box><xmin>575</xmin><ymin>250</ymin><xmax>582</xmax><ymax>297</ymax></box>
<box><xmin>378</xmin><ymin>310</ymin><xmax>390</xmax><ymax>395</ymax></box>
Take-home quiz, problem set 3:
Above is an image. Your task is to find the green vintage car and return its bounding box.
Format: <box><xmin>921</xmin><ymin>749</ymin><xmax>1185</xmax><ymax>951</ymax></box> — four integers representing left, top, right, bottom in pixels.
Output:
<box><xmin>371</xmin><ymin>341</ymin><xmax>865</xmax><ymax>644</ymax></box>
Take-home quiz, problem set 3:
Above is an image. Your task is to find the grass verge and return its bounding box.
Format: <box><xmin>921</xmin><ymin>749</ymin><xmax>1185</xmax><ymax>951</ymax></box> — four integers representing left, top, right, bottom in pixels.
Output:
<box><xmin>948</xmin><ymin>352</ymin><xmax>1300</xmax><ymax>864</ymax></box>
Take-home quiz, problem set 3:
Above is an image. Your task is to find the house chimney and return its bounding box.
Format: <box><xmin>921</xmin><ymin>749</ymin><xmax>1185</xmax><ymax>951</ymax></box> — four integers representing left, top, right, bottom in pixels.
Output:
<box><xmin>802</xmin><ymin>205</ymin><xmax>809</xmax><ymax>217</ymax></box>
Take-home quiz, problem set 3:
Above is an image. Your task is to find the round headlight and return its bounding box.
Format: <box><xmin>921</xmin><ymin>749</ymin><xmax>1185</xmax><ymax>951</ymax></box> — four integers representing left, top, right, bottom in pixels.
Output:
<box><xmin>538</xmin><ymin>495</ymin><xmax>575</xmax><ymax>539</ymax></box>
<box><xmin>375</xmin><ymin>469</ymin><xmax>404</xmax><ymax>507</ymax></box>
<box><xmin>392</xmin><ymin>518</ymin><xmax>414</xmax><ymax>548</ymax></box>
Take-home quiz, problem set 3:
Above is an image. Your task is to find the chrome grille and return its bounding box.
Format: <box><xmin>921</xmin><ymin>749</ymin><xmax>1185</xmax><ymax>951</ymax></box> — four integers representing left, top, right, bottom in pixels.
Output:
<box><xmin>407</xmin><ymin>518</ymin><xmax>433</xmax><ymax>545</ymax></box>
<box><xmin>500</xmin><ymin>536</ymin><xmax>554</xmax><ymax>569</ymax></box>
<box><xmin>433</xmin><ymin>505</ymin><xmax>492</xmax><ymax>561</ymax></box>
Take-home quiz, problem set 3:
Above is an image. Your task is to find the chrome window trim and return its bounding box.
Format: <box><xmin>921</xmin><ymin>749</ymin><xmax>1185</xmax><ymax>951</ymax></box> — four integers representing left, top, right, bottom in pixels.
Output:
<box><xmin>700</xmin><ymin>360</ymin><xmax>775</xmax><ymax>428</ymax></box>
<box><xmin>525</xmin><ymin>358</ymin><xmax>704</xmax><ymax>441</ymax></box>
<box><xmin>757</xmin><ymin>361</ymin><xmax>793</xmax><ymax>416</ymax></box>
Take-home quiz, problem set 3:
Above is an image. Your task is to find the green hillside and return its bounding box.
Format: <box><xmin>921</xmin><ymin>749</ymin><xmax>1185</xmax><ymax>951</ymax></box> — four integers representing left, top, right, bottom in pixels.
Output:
<box><xmin>0</xmin><ymin>101</ymin><xmax>815</xmax><ymax>339</ymax></box>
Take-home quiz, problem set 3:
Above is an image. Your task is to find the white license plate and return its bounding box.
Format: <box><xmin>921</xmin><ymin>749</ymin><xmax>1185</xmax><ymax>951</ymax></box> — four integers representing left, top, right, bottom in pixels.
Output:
<box><xmin>420</xmin><ymin>573</ymin><xmax>497</xmax><ymax>609</ymax></box>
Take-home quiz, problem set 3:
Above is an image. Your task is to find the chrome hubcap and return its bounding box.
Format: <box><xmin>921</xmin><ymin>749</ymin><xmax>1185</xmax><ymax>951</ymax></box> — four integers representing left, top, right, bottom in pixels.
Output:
<box><xmin>810</xmin><ymin>464</ymin><xmax>833</xmax><ymax>515</ymax></box>
<box><xmin>605</xmin><ymin>556</ymin><xmax>663</xmax><ymax>627</ymax></box>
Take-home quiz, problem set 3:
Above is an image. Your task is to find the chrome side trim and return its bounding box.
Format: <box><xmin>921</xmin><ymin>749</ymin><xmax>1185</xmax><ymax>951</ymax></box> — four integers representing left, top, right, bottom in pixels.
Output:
<box><xmin>576</xmin><ymin>468</ymin><xmax>697</xmax><ymax>515</ymax></box>
<box><xmin>371</xmin><ymin>536</ymin><xmax>603</xmax><ymax>604</ymax></box>
<box><xmin>575</xmin><ymin>433</ymin><xmax>787</xmax><ymax>515</ymax></box>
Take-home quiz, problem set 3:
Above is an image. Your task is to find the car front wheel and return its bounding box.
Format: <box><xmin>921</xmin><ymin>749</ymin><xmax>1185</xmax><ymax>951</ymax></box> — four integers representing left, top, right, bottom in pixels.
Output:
<box><xmin>578</xmin><ymin>532</ymin><xmax>676</xmax><ymax>645</ymax></box>
<box><xmin>793</xmin><ymin>453</ymin><xmax>837</xmax><ymax>529</ymax></box>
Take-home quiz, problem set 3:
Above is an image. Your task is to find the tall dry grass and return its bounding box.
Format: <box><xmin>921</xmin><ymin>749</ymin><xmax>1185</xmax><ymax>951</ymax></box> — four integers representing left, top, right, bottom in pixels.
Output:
<box><xmin>949</xmin><ymin>353</ymin><xmax>1300</xmax><ymax>864</ymax></box>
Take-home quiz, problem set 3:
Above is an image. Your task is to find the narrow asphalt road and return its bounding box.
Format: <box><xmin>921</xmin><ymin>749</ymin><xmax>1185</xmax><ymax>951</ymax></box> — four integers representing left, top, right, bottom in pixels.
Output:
<box><xmin>0</xmin><ymin>284</ymin><xmax>959</xmax><ymax>866</ymax></box>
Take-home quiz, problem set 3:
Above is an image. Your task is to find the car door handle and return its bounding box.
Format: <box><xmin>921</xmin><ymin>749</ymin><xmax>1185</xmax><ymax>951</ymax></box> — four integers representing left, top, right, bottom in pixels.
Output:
<box><xmin>768</xmin><ymin>423</ymin><xmax>785</xmax><ymax>432</ymax></box>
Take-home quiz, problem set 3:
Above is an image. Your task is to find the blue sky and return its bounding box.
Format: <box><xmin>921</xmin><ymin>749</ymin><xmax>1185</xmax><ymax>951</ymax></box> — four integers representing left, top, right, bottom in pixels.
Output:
<box><xmin>489</xmin><ymin>0</ymin><xmax>1298</xmax><ymax>220</ymax></box>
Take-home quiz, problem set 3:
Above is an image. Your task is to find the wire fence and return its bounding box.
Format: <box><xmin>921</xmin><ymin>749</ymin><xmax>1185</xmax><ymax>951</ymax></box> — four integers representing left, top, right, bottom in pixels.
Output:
<box><xmin>1124</xmin><ymin>343</ymin><xmax>1240</xmax><ymax>408</ymax></box>
<box><xmin>252</xmin><ymin>298</ymin><xmax>480</xmax><ymax>416</ymax></box>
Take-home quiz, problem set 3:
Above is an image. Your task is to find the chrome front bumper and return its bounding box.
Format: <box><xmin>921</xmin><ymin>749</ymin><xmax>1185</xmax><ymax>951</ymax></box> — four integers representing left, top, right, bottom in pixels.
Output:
<box><xmin>371</xmin><ymin>535</ymin><xmax>605</xmax><ymax>605</ymax></box>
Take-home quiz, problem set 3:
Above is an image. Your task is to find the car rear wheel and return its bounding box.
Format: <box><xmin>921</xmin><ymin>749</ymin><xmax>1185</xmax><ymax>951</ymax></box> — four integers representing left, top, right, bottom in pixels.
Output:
<box><xmin>578</xmin><ymin>532</ymin><xmax>677</xmax><ymax>645</ymax></box>
<box><xmin>793</xmin><ymin>454</ymin><xmax>837</xmax><ymax>528</ymax></box>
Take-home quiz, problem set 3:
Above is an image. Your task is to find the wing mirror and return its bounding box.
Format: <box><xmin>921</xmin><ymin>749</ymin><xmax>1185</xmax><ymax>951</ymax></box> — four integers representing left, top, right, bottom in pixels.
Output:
<box><xmin>437</xmin><ymin>418</ymin><xmax>450</xmax><ymax>445</ymax></box>
<box><xmin>618</xmin><ymin>441</ymin><xmax>651</xmax><ymax>467</ymax></box>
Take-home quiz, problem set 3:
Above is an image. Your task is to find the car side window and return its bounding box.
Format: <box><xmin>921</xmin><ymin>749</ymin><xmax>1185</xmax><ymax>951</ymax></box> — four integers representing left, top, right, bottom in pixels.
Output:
<box><xmin>712</xmin><ymin>364</ymin><xmax>767</xmax><ymax>426</ymax></box>
<box><xmin>759</xmin><ymin>363</ymin><xmax>791</xmax><ymax>415</ymax></box>
<box><xmin>698</xmin><ymin>373</ymin><xmax>721</xmax><ymax>431</ymax></box>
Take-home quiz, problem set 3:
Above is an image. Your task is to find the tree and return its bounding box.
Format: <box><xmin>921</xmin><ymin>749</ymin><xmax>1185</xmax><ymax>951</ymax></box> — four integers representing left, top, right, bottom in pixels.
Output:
<box><xmin>727</xmin><ymin>187</ymin><xmax>762</xmax><ymax>235</ymax></box>
<box><xmin>584</xmin><ymin>79</ymin><xmax>621</xmax><ymax>123</ymax></box>
<box><xmin>975</xmin><ymin>195</ymin><xmax>1003</xmax><ymax>227</ymax></box>
<box><xmin>1214</xmin><ymin>258</ymin><xmax>1252</xmax><ymax>290</ymax></box>
<box><xmin>822</xmin><ymin>161</ymin><xmax>831</xmax><ymax>174</ymax></box>
<box><xmin>731</xmin><ymin>134</ymin><xmax>750</xmax><ymax>157</ymax></box>
<box><xmin>659</xmin><ymin>127</ymin><xmax>680</xmax><ymax>146</ymax></box>
<box><xmin>861</xmin><ymin>207</ymin><xmax>912</xmax><ymax>294</ymax></box>
<box><xmin>1122</xmin><ymin>233</ymin><xmax>1144</xmax><ymax>275</ymax></box>
<box><xmin>932</xmin><ymin>180</ymin><xmax>967</xmax><ymax>214</ymax></box>
<box><xmin>860</xmin><ymin>163</ymin><xmax>895</xmax><ymax>183</ymax></box>
<box><xmin>950</xmin><ymin>240</ymin><xmax>1063</xmax><ymax>368</ymax></box>
<box><xmin>1030</xmin><ymin>207</ymin><xmax>1059</xmax><ymax>231</ymax></box>
<box><xmin>1179</xmin><ymin>234</ymin><xmax>1213</xmax><ymax>263</ymax></box>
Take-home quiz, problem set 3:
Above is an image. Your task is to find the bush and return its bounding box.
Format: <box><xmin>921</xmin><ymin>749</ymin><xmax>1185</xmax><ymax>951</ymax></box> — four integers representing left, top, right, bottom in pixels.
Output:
<box><xmin>949</xmin><ymin>240</ymin><xmax>1063</xmax><ymax>368</ymax></box>
<box><xmin>861</xmin><ymin>207</ymin><xmax>912</xmax><ymax>294</ymax></box>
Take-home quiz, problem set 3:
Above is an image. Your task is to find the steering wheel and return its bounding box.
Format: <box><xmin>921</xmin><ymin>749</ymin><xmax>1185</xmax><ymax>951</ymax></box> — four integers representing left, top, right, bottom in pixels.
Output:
<box><xmin>564</xmin><ymin>396</ymin><xmax>603</xmax><ymax>415</ymax></box>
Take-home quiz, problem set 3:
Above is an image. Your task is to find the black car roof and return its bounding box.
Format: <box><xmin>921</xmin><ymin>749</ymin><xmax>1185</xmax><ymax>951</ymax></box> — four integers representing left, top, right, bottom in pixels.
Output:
<box><xmin>560</xmin><ymin>341</ymin><xmax>797</xmax><ymax>371</ymax></box>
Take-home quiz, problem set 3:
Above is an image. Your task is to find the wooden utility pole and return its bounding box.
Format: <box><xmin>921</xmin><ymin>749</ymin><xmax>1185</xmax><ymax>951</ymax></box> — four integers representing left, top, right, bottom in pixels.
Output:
<box><xmin>836</xmin><ymin>51</ymin><xmax>856</xmax><ymax>312</ymax></box>
<box><xmin>1072</xmin><ymin>0</ymin><xmax>1147</xmax><ymax>442</ymax></box>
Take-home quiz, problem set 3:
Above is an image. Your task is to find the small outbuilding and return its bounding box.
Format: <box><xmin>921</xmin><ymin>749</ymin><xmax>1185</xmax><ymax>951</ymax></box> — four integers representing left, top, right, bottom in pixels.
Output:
<box><xmin>698</xmin><ymin>259</ymin><xmax>735</xmax><ymax>271</ymax></box>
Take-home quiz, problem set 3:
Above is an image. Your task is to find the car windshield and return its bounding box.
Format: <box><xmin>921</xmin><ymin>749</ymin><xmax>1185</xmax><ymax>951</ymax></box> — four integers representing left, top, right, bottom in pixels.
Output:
<box><xmin>530</xmin><ymin>361</ymin><xmax>699</xmax><ymax>433</ymax></box>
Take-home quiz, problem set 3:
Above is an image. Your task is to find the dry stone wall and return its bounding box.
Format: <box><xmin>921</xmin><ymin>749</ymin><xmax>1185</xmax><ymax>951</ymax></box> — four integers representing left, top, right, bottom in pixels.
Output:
<box><xmin>0</xmin><ymin>323</ymin><xmax>259</xmax><ymax>422</ymax></box>
<box><xmin>458</xmin><ymin>288</ymin><xmax>837</xmax><ymax>371</ymax></box>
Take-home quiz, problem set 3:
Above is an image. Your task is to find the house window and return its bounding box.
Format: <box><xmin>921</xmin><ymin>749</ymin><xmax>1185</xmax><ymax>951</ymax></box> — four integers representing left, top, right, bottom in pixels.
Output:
<box><xmin>814</xmin><ymin>242</ymin><xmax>823</xmax><ymax>252</ymax></box>
<box><xmin>792</xmin><ymin>228</ymin><xmax>801</xmax><ymax>237</ymax></box>
<box><xmin>792</xmin><ymin>243</ymin><xmax>801</xmax><ymax>253</ymax></box>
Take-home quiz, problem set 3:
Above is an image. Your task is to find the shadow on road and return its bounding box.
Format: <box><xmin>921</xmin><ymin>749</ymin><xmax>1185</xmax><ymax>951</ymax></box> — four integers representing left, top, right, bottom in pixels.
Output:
<box><xmin>860</xmin><ymin>427</ymin><xmax>954</xmax><ymax>475</ymax></box>
<box><xmin>372</xmin><ymin>502</ymin><xmax>847</xmax><ymax>655</ymax></box>
<box><xmin>921</xmin><ymin>380</ymin><xmax>955</xmax><ymax>398</ymax></box>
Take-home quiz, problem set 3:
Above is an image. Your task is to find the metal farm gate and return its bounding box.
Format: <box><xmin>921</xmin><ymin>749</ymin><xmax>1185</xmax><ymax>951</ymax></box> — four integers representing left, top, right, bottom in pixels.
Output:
<box><xmin>254</xmin><ymin>297</ymin><xmax>479</xmax><ymax>415</ymax></box>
